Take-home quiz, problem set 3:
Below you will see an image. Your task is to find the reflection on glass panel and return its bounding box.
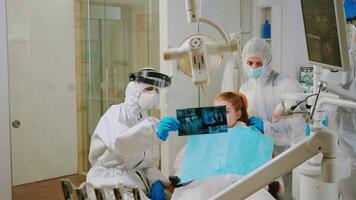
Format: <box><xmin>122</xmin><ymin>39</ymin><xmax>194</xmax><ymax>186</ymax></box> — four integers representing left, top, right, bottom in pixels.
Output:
<box><xmin>80</xmin><ymin>0</ymin><xmax>160</xmax><ymax>172</ymax></box>
<box><xmin>7</xmin><ymin>0</ymin><xmax>159</xmax><ymax>198</ymax></box>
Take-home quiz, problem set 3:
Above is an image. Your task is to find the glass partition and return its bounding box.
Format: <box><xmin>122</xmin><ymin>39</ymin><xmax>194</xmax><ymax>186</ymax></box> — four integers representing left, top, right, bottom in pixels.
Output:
<box><xmin>7</xmin><ymin>0</ymin><xmax>159</xmax><ymax>198</ymax></box>
<box><xmin>80</xmin><ymin>0</ymin><xmax>160</xmax><ymax>172</ymax></box>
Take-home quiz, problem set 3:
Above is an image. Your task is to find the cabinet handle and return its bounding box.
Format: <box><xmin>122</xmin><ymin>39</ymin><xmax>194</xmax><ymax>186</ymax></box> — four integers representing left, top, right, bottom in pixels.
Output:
<box><xmin>12</xmin><ymin>120</ymin><xmax>21</xmax><ymax>128</ymax></box>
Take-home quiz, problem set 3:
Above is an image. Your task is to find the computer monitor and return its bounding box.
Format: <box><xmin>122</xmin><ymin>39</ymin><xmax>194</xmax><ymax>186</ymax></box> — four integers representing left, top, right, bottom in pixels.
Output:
<box><xmin>299</xmin><ymin>66</ymin><xmax>313</xmax><ymax>93</ymax></box>
<box><xmin>301</xmin><ymin>0</ymin><xmax>350</xmax><ymax>71</ymax></box>
<box><xmin>344</xmin><ymin>0</ymin><xmax>356</xmax><ymax>22</ymax></box>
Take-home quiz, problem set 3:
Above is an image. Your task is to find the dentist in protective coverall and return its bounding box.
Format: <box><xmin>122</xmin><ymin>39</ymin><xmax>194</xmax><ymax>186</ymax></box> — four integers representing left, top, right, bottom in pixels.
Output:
<box><xmin>239</xmin><ymin>38</ymin><xmax>304</xmax><ymax>148</ymax></box>
<box><xmin>86</xmin><ymin>68</ymin><xmax>180</xmax><ymax>200</ymax></box>
<box><xmin>335</xmin><ymin>32</ymin><xmax>356</xmax><ymax>200</ymax></box>
<box><xmin>239</xmin><ymin>38</ymin><xmax>304</xmax><ymax>199</ymax></box>
<box><xmin>321</xmin><ymin>27</ymin><xmax>356</xmax><ymax>199</ymax></box>
<box><xmin>322</xmin><ymin>69</ymin><xmax>356</xmax><ymax>200</ymax></box>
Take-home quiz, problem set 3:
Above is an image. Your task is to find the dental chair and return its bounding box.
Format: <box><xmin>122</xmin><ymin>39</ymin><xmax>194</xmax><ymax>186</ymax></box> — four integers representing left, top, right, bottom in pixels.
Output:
<box><xmin>60</xmin><ymin>179</ymin><xmax>141</xmax><ymax>200</ymax></box>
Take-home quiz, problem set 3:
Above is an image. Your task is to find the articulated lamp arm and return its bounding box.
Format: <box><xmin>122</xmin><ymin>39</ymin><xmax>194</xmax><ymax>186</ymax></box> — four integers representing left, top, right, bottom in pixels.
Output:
<box><xmin>210</xmin><ymin>129</ymin><xmax>338</xmax><ymax>200</ymax></box>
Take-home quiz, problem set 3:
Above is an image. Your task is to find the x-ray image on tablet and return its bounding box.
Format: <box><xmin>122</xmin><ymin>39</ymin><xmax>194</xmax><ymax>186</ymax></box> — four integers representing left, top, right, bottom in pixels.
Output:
<box><xmin>176</xmin><ymin>106</ymin><xmax>228</xmax><ymax>136</ymax></box>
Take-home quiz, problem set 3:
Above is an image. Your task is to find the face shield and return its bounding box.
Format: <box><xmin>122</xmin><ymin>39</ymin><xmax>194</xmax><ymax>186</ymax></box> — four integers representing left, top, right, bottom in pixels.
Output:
<box><xmin>128</xmin><ymin>68</ymin><xmax>171</xmax><ymax>110</ymax></box>
<box><xmin>129</xmin><ymin>68</ymin><xmax>172</xmax><ymax>88</ymax></box>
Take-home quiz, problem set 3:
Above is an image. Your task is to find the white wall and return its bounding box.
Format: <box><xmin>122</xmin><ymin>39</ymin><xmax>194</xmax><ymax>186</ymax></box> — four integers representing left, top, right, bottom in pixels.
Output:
<box><xmin>0</xmin><ymin>0</ymin><xmax>12</xmax><ymax>198</ymax></box>
<box><xmin>160</xmin><ymin>0</ymin><xmax>241</xmax><ymax>176</ymax></box>
<box><xmin>241</xmin><ymin>0</ymin><xmax>254</xmax><ymax>44</ymax></box>
<box><xmin>283</xmin><ymin>0</ymin><xmax>309</xmax><ymax>79</ymax></box>
<box><xmin>159</xmin><ymin>0</ymin><xmax>198</xmax><ymax>176</ymax></box>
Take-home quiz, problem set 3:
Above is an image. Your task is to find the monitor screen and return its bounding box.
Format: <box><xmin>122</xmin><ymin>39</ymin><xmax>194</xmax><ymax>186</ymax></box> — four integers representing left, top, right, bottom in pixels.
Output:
<box><xmin>301</xmin><ymin>0</ymin><xmax>349</xmax><ymax>70</ymax></box>
<box><xmin>299</xmin><ymin>67</ymin><xmax>313</xmax><ymax>93</ymax></box>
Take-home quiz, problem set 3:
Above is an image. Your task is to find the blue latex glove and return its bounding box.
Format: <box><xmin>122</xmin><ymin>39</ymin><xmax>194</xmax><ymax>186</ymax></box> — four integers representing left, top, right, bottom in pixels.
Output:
<box><xmin>157</xmin><ymin>116</ymin><xmax>180</xmax><ymax>141</ymax></box>
<box><xmin>149</xmin><ymin>180</ymin><xmax>165</xmax><ymax>200</ymax></box>
<box><xmin>305</xmin><ymin>124</ymin><xmax>311</xmax><ymax>136</ymax></box>
<box><xmin>305</xmin><ymin>119</ymin><xmax>328</xmax><ymax>136</ymax></box>
<box><xmin>248</xmin><ymin>116</ymin><xmax>264</xmax><ymax>133</ymax></box>
<box><xmin>322</xmin><ymin>119</ymin><xmax>329</xmax><ymax>127</ymax></box>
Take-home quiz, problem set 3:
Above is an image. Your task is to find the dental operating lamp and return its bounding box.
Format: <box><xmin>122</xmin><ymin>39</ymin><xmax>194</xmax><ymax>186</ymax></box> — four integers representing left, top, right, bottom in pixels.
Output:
<box><xmin>163</xmin><ymin>0</ymin><xmax>239</xmax><ymax>86</ymax></box>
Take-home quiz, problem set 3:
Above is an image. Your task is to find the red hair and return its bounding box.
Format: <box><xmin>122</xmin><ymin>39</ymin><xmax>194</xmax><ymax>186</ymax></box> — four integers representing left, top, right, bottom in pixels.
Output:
<box><xmin>215</xmin><ymin>92</ymin><xmax>249</xmax><ymax>124</ymax></box>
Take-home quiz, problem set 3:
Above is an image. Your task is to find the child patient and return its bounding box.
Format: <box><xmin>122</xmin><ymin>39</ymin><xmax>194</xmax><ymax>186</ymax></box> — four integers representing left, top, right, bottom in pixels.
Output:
<box><xmin>214</xmin><ymin>91</ymin><xmax>249</xmax><ymax>128</ymax></box>
<box><xmin>172</xmin><ymin>92</ymin><xmax>280</xmax><ymax>200</ymax></box>
<box><xmin>174</xmin><ymin>91</ymin><xmax>252</xmax><ymax>176</ymax></box>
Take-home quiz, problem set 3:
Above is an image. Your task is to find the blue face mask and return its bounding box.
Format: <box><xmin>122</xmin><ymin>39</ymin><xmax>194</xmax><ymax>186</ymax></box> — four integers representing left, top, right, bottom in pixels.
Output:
<box><xmin>245</xmin><ymin>65</ymin><xmax>267</xmax><ymax>79</ymax></box>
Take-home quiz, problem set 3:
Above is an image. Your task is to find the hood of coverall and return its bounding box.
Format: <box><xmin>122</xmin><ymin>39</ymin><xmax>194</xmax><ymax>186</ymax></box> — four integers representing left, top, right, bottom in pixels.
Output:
<box><xmin>242</xmin><ymin>38</ymin><xmax>273</xmax><ymax>79</ymax></box>
<box><xmin>124</xmin><ymin>81</ymin><xmax>155</xmax><ymax>108</ymax></box>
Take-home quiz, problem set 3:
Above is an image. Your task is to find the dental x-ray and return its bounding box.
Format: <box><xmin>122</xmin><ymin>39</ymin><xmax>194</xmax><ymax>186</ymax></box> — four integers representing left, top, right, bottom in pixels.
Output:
<box><xmin>176</xmin><ymin>106</ymin><xmax>228</xmax><ymax>136</ymax></box>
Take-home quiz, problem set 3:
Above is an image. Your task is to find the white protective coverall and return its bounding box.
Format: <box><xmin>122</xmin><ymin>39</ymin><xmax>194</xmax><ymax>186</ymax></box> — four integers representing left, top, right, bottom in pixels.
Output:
<box><xmin>337</xmin><ymin>26</ymin><xmax>356</xmax><ymax>200</ymax></box>
<box><xmin>321</xmin><ymin>41</ymin><xmax>356</xmax><ymax>200</ymax></box>
<box><xmin>171</xmin><ymin>174</ymin><xmax>275</xmax><ymax>200</ymax></box>
<box><xmin>239</xmin><ymin>38</ymin><xmax>305</xmax><ymax>147</ymax></box>
<box><xmin>333</xmin><ymin>86</ymin><xmax>356</xmax><ymax>200</ymax></box>
<box><xmin>86</xmin><ymin>81</ymin><xmax>168</xmax><ymax>200</ymax></box>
